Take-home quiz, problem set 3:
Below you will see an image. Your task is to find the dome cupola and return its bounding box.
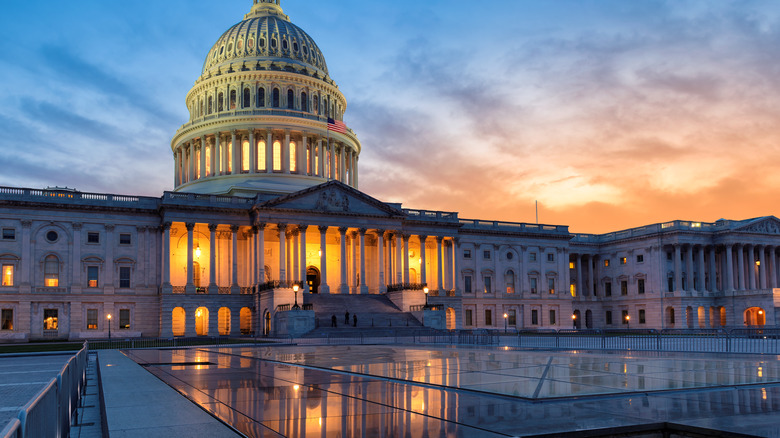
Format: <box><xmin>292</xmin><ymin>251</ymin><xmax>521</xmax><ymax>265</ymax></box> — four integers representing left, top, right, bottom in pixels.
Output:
<box><xmin>171</xmin><ymin>0</ymin><xmax>361</xmax><ymax>197</ymax></box>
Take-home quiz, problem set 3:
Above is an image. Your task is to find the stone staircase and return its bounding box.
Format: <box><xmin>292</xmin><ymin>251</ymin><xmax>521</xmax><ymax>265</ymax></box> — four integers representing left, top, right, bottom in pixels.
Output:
<box><xmin>302</xmin><ymin>293</ymin><xmax>423</xmax><ymax>337</ymax></box>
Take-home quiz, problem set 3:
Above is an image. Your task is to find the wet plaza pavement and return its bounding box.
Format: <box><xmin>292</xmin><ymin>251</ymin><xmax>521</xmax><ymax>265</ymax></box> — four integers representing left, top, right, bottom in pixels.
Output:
<box><xmin>125</xmin><ymin>345</ymin><xmax>780</xmax><ymax>437</ymax></box>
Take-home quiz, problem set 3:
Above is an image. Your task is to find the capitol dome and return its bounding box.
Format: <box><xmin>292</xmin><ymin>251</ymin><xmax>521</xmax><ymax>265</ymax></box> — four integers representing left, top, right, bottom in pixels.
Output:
<box><xmin>171</xmin><ymin>0</ymin><xmax>360</xmax><ymax>197</ymax></box>
<box><xmin>201</xmin><ymin>0</ymin><xmax>329</xmax><ymax>81</ymax></box>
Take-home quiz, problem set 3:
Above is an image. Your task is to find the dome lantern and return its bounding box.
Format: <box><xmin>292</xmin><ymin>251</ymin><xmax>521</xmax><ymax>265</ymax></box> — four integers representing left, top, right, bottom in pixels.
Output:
<box><xmin>245</xmin><ymin>0</ymin><xmax>288</xmax><ymax>20</ymax></box>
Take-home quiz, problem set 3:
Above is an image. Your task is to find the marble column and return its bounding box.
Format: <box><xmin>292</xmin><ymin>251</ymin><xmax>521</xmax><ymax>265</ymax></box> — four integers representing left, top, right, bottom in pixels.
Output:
<box><xmin>256</xmin><ymin>223</ymin><xmax>266</xmax><ymax>284</ymax></box>
<box><xmin>376</xmin><ymin>230</ymin><xmax>386</xmax><ymax>293</ymax></box>
<box><xmin>231</xmin><ymin>225</ymin><xmax>240</xmax><ymax>293</ymax></box>
<box><xmin>419</xmin><ymin>236</ymin><xmax>428</xmax><ymax>286</ymax></box>
<box><xmin>185</xmin><ymin>223</ymin><xmax>195</xmax><ymax>293</ymax></box>
<box><xmin>283</xmin><ymin>131</ymin><xmax>290</xmax><ymax>174</ymax></box>
<box><xmin>299</xmin><ymin>225</ymin><xmax>308</xmax><ymax>292</ymax></box>
<box><xmin>402</xmin><ymin>235</ymin><xmax>410</xmax><ymax>285</ymax></box>
<box><xmin>587</xmin><ymin>255</ymin><xmax>594</xmax><ymax>296</ymax></box>
<box><xmin>747</xmin><ymin>244</ymin><xmax>757</xmax><ymax>290</ymax></box>
<box><xmin>575</xmin><ymin>254</ymin><xmax>582</xmax><ymax>298</ymax></box>
<box><xmin>437</xmin><ymin>236</ymin><xmax>444</xmax><ymax>292</ymax></box>
<box><xmin>359</xmin><ymin>228</ymin><xmax>368</xmax><ymax>294</ymax></box>
<box><xmin>200</xmin><ymin>136</ymin><xmax>207</xmax><ymax>178</ymax></box>
<box><xmin>249</xmin><ymin>129</ymin><xmax>256</xmax><ymax>173</ymax></box>
<box><xmin>278</xmin><ymin>224</ymin><xmax>287</xmax><ymax>287</ymax></box>
<box><xmin>684</xmin><ymin>245</ymin><xmax>693</xmax><ymax>291</ymax></box>
<box><xmin>338</xmin><ymin>227</ymin><xmax>349</xmax><ymax>294</ymax></box>
<box><xmin>708</xmin><ymin>247</ymin><xmax>717</xmax><ymax>293</ymax></box>
<box><xmin>758</xmin><ymin>245</ymin><xmax>767</xmax><ymax>289</ymax></box>
<box><xmin>770</xmin><ymin>247</ymin><xmax>778</xmax><ymax>288</ymax></box>
<box><xmin>292</xmin><ymin>229</ymin><xmax>299</xmax><ymax>284</ymax></box>
<box><xmin>207</xmin><ymin>224</ymin><xmax>217</xmax><ymax>293</ymax></box>
<box><xmin>726</xmin><ymin>244</ymin><xmax>734</xmax><ymax>291</ymax></box>
<box><xmin>319</xmin><ymin>226</ymin><xmax>330</xmax><ymax>294</ymax></box>
<box><xmin>451</xmin><ymin>238</ymin><xmax>460</xmax><ymax>292</ymax></box>
<box><xmin>697</xmin><ymin>246</ymin><xmax>705</xmax><ymax>293</ymax></box>
<box><xmin>230</xmin><ymin>130</ymin><xmax>238</xmax><ymax>174</ymax></box>
<box><xmin>317</xmin><ymin>139</ymin><xmax>325</xmax><ymax>177</ymax></box>
<box><xmin>395</xmin><ymin>233</ymin><xmax>403</xmax><ymax>285</ymax></box>
<box><xmin>161</xmin><ymin>222</ymin><xmax>171</xmax><ymax>288</ymax></box>
<box><xmin>266</xmin><ymin>131</ymin><xmax>274</xmax><ymax>172</ymax></box>
<box><xmin>737</xmin><ymin>244</ymin><xmax>745</xmax><ymax>291</ymax></box>
<box><xmin>674</xmin><ymin>244</ymin><xmax>682</xmax><ymax>292</ymax></box>
<box><xmin>214</xmin><ymin>133</ymin><xmax>222</xmax><ymax>175</ymax></box>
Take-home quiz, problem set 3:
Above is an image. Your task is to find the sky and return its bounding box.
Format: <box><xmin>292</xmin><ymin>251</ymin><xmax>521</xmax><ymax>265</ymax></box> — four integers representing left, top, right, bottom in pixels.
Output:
<box><xmin>1</xmin><ymin>1</ymin><xmax>780</xmax><ymax>234</ymax></box>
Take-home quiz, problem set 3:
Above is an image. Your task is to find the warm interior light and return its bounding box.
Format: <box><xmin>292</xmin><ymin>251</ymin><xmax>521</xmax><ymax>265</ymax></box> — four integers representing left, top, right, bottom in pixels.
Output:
<box><xmin>195</xmin><ymin>246</ymin><xmax>201</xmax><ymax>259</ymax></box>
<box><xmin>572</xmin><ymin>314</ymin><xmax>577</xmax><ymax>320</ymax></box>
<box><xmin>626</xmin><ymin>315</ymin><xmax>630</xmax><ymax>321</ymax></box>
<box><xmin>318</xmin><ymin>249</ymin><xmax>322</xmax><ymax>257</ymax></box>
<box><xmin>196</xmin><ymin>309</ymin><xmax>202</xmax><ymax>317</ymax></box>
<box><xmin>758</xmin><ymin>310</ymin><xmax>764</xmax><ymax>315</ymax></box>
<box><xmin>293</xmin><ymin>384</ymin><xmax>300</xmax><ymax>391</ymax></box>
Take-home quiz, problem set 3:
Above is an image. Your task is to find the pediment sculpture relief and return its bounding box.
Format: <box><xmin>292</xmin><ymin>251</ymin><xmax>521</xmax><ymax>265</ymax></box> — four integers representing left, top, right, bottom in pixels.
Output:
<box><xmin>315</xmin><ymin>188</ymin><xmax>350</xmax><ymax>212</ymax></box>
<box><xmin>743</xmin><ymin>220</ymin><xmax>780</xmax><ymax>234</ymax></box>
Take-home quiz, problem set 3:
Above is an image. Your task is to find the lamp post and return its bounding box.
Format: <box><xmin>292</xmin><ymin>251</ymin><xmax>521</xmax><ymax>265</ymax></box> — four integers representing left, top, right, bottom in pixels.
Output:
<box><xmin>292</xmin><ymin>284</ymin><xmax>300</xmax><ymax>310</ymax></box>
<box><xmin>423</xmin><ymin>286</ymin><xmax>429</xmax><ymax>309</ymax></box>
<box><xmin>572</xmin><ymin>313</ymin><xmax>577</xmax><ymax>329</ymax></box>
<box><xmin>625</xmin><ymin>314</ymin><xmax>630</xmax><ymax>329</ymax></box>
<box><xmin>503</xmin><ymin>313</ymin><xmax>508</xmax><ymax>333</ymax></box>
<box><xmin>107</xmin><ymin>314</ymin><xmax>112</xmax><ymax>340</ymax></box>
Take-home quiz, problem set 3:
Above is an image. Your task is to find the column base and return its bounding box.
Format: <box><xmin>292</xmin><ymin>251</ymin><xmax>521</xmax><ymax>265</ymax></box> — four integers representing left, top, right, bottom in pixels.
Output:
<box><xmin>339</xmin><ymin>284</ymin><xmax>349</xmax><ymax>294</ymax></box>
<box><xmin>320</xmin><ymin>285</ymin><xmax>331</xmax><ymax>294</ymax></box>
<box><xmin>161</xmin><ymin>283</ymin><xmax>173</xmax><ymax>294</ymax></box>
<box><xmin>360</xmin><ymin>285</ymin><xmax>369</xmax><ymax>294</ymax></box>
<box><xmin>185</xmin><ymin>285</ymin><xmax>196</xmax><ymax>294</ymax></box>
<box><xmin>208</xmin><ymin>284</ymin><xmax>218</xmax><ymax>294</ymax></box>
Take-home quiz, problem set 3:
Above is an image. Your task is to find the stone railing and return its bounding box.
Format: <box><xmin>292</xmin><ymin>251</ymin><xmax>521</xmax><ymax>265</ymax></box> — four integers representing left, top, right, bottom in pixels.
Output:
<box><xmin>403</xmin><ymin>209</ymin><xmax>459</xmax><ymax>221</ymax></box>
<box><xmin>0</xmin><ymin>186</ymin><xmax>158</xmax><ymax>208</ymax></box>
<box><xmin>386</xmin><ymin>283</ymin><xmax>427</xmax><ymax>292</ymax></box>
<box><xmin>459</xmin><ymin>219</ymin><xmax>569</xmax><ymax>234</ymax></box>
<box><xmin>172</xmin><ymin>286</ymin><xmax>186</xmax><ymax>294</ymax></box>
<box><xmin>218</xmin><ymin>287</ymin><xmax>232</xmax><ymax>295</ymax></box>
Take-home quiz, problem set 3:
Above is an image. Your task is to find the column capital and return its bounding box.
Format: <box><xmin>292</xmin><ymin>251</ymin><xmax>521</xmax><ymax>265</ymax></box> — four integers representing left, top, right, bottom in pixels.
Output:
<box><xmin>374</xmin><ymin>229</ymin><xmax>385</xmax><ymax>237</ymax></box>
<box><xmin>277</xmin><ymin>223</ymin><xmax>288</xmax><ymax>232</ymax></box>
<box><xmin>250</xmin><ymin>227</ymin><xmax>258</xmax><ymax>235</ymax></box>
<box><xmin>230</xmin><ymin>224</ymin><xmax>240</xmax><ymax>233</ymax></box>
<box><xmin>296</xmin><ymin>224</ymin><xmax>308</xmax><ymax>233</ymax></box>
<box><xmin>338</xmin><ymin>226</ymin><xmax>348</xmax><ymax>235</ymax></box>
<box><xmin>402</xmin><ymin>234</ymin><xmax>410</xmax><ymax>242</ymax></box>
<box><xmin>358</xmin><ymin>228</ymin><xmax>367</xmax><ymax>235</ymax></box>
<box><xmin>185</xmin><ymin>223</ymin><xmax>195</xmax><ymax>231</ymax></box>
<box><xmin>318</xmin><ymin>225</ymin><xmax>329</xmax><ymax>234</ymax></box>
<box><xmin>72</xmin><ymin>222</ymin><xmax>83</xmax><ymax>231</ymax></box>
<box><xmin>418</xmin><ymin>235</ymin><xmax>428</xmax><ymax>243</ymax></box>
<box><xmin>208</xmin><ymin>223</ymin><xmax>219</xmax><ymax>232</ymax></box>
<box><xmin>435</xmin><ymin>236</ymin><xmax>444</xmax><ymax>243</ymax></box>
<box><xmin>254</xmin><ymin>221</ymin><xmax>266</xmax><ymax>230</ymax></box>
<box><xmin>21</xmin><ymin>220</ymin><xmax>32</xmax><ymax>228</ymax></box>
<box><xmin>161</xmin><ymin>222</ymin><xmax>172</xmax><ymax>231</ymax></box>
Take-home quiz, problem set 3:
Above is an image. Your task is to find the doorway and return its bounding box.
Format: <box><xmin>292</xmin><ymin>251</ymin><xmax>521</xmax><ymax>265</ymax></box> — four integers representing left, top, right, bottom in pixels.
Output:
<box><xmin>307</xmin><ymin>266</ymin><xmax>321</xmax><ymax>294</ymax></box>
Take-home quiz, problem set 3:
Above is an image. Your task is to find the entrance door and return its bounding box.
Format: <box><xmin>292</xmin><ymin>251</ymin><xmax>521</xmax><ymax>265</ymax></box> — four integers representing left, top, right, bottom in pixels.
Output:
<box><xmin>307</xmin><ymin>266</ymin><xmax>321</xmax><ymax>294</ymax></box>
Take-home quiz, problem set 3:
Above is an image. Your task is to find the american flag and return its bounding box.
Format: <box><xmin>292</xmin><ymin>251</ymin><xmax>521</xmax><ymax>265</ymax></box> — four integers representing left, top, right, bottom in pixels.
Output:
<box><xmin>327</xmin><ymin>118</ymin><xmax>347</xmax><ymax>134</ymax></box>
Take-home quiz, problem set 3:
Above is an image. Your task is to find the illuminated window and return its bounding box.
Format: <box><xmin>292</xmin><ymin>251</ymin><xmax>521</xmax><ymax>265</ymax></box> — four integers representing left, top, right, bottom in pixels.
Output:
<box><xmin>1</xmin><ymin>228</ymin><xmax>14</xmax><ymax>240</ymax></box>
<box><xmin>227</xmin><ymin>142</ymin><xmax>233</xmax><ymax>173</ymax></box>
<box><xmin>44</xmin><ymin>255</ymin><xmax>59</xmax><ymax>287</ymax></box>
<box><xmin>43</xmin><ymin>309</ymin><xmax>58</xmax><ymax>330</ymax></box>
<box><xmin>604</xmin><ymin>259</ymin><xmax>610</xmax><ymax>267</ymax></box>
<box><xmin>1</xmin><ymin>309</ymin><xmax>12</xmax><ymax>330</ymax></box>
<box><xmin>119</xmin><ymin>267</ymin><xmax>131</xmax><ymax>288</ymax></box>
<box><xmin>230</xmin><ymin>90</ymin><xmax>237</xmax><ymax>109</ymax></box>
<box><xmin>2</xmin><ymin>265</ymin><xmax>12</xmax><ymax>286</ymax></box>
<box><xmin>569</xmin><ymin>262</ymin><xmax>575</xmax><ymax>269</ymax></box>
<box><xmin>205</xmin><ymin>146</ymin><xmax>211</xmax><ymax>176</ymax></box>
<box><xmin>306</xmin><ymin>148</ymin><xmax>311</xmax><ymax>174</ymax></box>
<box><xmin>87</xmin><ymin>266</ymin><xmax>99</xmax><ymax>288</ymax></box>
<box><xmin>119</xmin><ymin>309</ymin><xmax>130</xmax><ymax>329</ymax></box>
<box><xmin>273</xmin><ymin>141</ymin><xmax>282</xmax><ymax>171</ymax></box>
<box><xmin>87</xmin><ymin>232</ymin><xmax>100</xmax><ymax>244</ymax></box>
<box><xmin>257</xmin><ymin>140</ymin><xmax>266</xmax><ymax>171</ymax></box>
<box><xmin>257</xmin><ymin>87</ymin><xmax>265</xmax><ymax>107</ymax></box>
<box><xmin>290</xmin><ymin>141</ymin><xmax>297</xmax><ymax>172</ymax></box>
<box><xmin>570</xmin><ymin>283</ymin><xmax>576</xmax><ymax>296</ymax></box>
<box><xmin>548</xmin><ymin>278</ymin><xmax>555</xmax><ymax>294</ymax></box>
<box><xmin>87</xmin><ymin>309</ymin><xmax>97</xmax><ymax>330</ymax></box>
<box><xmin>483</xmin><ymin>275</ymin><xmax>492</xmax><ymax>293</ymax></box>
<box><xmin>505</xmin><ymin>270</ymin><xmax>515</xmax><ymax>294</ymax></box>
<box><xmin>242</xmin><ymin>140</ymin><xmax>250</xmax><ymax>171</ymax></box>
<box><xmin>119</xmin><ymin>233</ymin><xmax>131</xmax><ymax>245</ymax></box>
<box><xmin>218</xmin><ymin>144</ymin><xmax>224</xmax><ymax>173</ymax></box>
<box><xmin>620</xmin><ymin>257</ymin><xmax>627</xmax><ymax>265</ymax></box>
<box><xmin>196</xmin><ymin>149</ymin><xmax>201</xmax><ymax>179</ymax></box>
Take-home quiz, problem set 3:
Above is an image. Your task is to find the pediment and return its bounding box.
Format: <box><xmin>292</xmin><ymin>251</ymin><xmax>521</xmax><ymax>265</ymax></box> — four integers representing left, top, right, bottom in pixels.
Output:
<box><xmin>258</xmin><ymin>181</ymin><xmax>404</xmax><ymax>217</ymax></box>
<box><xmin>734</xmin><ymin>216</ymin><xmax>780</xmax><ymax>235</ymax></box>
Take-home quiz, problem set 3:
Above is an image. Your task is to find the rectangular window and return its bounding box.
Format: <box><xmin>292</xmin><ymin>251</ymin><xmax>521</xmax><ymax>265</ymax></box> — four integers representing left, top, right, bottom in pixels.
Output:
<box><xmin>606</xmin><ymin>310</ymin><xmax>613</xmax><ymax>325</ymax></box>
<box><xmin>465</xmin><ymin>309</ymin><xmax>473</xmax><ymax>326</ymax></box>
<box><xmin>87</xmin><ymin>309</ymin><xmax>98</xmax><ymax>330</ymax></box>
<box><xmin>530</xmin><ymin>278</ymin><xmax>537</xmax><ymax>294</ymax></box>
<box><xmin>2</xmin><ymin>265</ymin><xmax>13</xmax><ymax>286</ymax></box>
<box><xmin>1</xmin><ymin>309</ymin><xmax>12</xmax><ymax>330</ymax></box>
<box><xmin>604</xmin><ymin>259</ymin><xmax>610</xmax><ymax>267</ymax></box>
<box><xmin>119</xmin><ymin>309</ymin><xmax>130</xmax><ymax>329</ymax></box>
<box><xmin>464</xmin><ymin>276</ymin><xmax>472</xmax><ymax>293</ymax></box>
<box><xmin>87</xmin><ymin>232</ymin><xmax>100</xmax><ymax>244</ymax></box>
<box><xmin>548</xmin><ymin>278</ymin><xmax>555</xmax><ymax>294</ymax></box>
<box><xmin>668</xmin><ymin>277</ymin><xmax>674</xmax><ymax>292</ymax></box>
<box><xmin>569</xmin><ymin>262</ymin><xmax>575</xmax><ymax>269</ymax></box>
<box><xmin>2</xmin><ymin>228</ymin><xmax>15</xmax><ymax>240</ymax></box>
<box><xmin>483</xmin><ymin>250</ymin><xmax>491</xmax><ymax>260</ymax></box>
<box><xmin>636</xmin><ymin>254</ymin><xmax>644</xmax><ymax>263</ymax></box>
<box><xmin>547</xmin><ymin>253</ymin><xmax>555</xmax><ymax>262</ymax></box>
<box><xmin>483</xmin><ymin>276</ymin><xmax>492</xmax><ymax>293</ymax></box>
<box><xmin>530</xmin><ymin>252</ymin><xmax>537</xmax><ymax>262</ymax></box>
<box><xmin>621</xmin><ymin>280</ymin><xmax>628</xmax><ymax>295</ymax></box>
<box><xmin>667</xmin><ymin>252</ymin><xmax>673</xmax><ymax>261</ymax></box>
<box><xmin>43</xmin><ymin>309</ymin><xmax>58</xmax><ymax>330</ymax></box>
<box><xmin>508</xmin><ymin>309</ymin><xmax>516</xmax><ymax>326</ymax></box>
<box><xmin>639</xmin><ymin>309</ymin><xmax>646</xmax><ymax>324</ymax></box>
<box><xmin>605</xmin><ymin>282</ymin><xmax>612</xmax><ymax>296</ymax></box>
<box><xmin>549</xmin><ymin>309</ymin><xmax>556</xmax><ymax>325</ymax></box>
<box><xmin>119</xmin><ymin>233</ymin><xmax>131</xmax><ymax>245</ymax></box>
<box><xmin>531</xmin><ymin>309</ymin><xmax>538</xmax><ymax>325</ymax></box>
<box><xmin>622</xmin><ymin>310</ymin><xmax>629</xmax><ymax>325</ymax></box>
<box><xmin>87</xmin><ymin>266</ymin><xmax>99</xmax><ymax>288</ymax></box>
<box><xmin>119</xmin><ymin>267</ymin><xmax>131</xmax><ymax>288</ymax></box>
<box><xmin>620</xmin><ymin>257</ymin><xmax>627</xmax><ymax>265</ymax></box>
<box><xmin>485</xmin><ymin>309</ymin><xmax>492</xmax><ymax>326</ymax></box>
<box><xmin>463</xmin><ymin>249</ymin><xmax>471</xmax><ymax>259</ymax></box>
<box><xmin>638</xmin><ymin>279</ymin><xmax>645</xmax><ymax>294</ymax></box>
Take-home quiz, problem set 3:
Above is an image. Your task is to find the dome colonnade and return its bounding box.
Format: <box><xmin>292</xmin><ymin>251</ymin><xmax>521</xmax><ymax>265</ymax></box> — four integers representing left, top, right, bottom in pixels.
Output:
<box><xmin>171</xmin><ymin>0</ymin><xmax>360</xmax><ymax>196</ymax></box>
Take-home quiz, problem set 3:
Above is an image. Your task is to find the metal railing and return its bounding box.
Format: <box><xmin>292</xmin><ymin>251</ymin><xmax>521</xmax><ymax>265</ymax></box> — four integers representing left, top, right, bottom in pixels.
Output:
<box><xmin>5</xmin><ymin>343</ymin><xmax>88</xmax><ymax>438</ymax></box>
<box><xmin>87</xmin><ymin>336</ymin><xmax>246</xmax><ymax>350</ymax></box>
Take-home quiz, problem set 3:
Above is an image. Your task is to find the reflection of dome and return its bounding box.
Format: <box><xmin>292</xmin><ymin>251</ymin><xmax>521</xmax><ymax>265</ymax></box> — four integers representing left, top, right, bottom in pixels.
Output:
<box><xmin>202</xmin><ymin>0</ymin><xmax>329</xmax><ymax>79</ymax></box>
<box><xmin>170</xmin><ymin>0</ymin><xmax>361</xmax><ymax>198</ymax></box>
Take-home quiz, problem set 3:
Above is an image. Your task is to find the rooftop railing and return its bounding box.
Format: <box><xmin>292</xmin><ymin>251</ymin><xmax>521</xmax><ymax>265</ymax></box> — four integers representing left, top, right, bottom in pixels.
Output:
<box><xmin>0</xmin><ymin>186</ymin><xmax>158</xmax><ymax>208</ymax></box>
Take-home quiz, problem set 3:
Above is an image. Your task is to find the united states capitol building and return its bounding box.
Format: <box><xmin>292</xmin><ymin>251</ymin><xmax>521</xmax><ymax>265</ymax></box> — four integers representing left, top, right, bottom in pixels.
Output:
<box><xmin>1</xmin><ymin>0</ymin><xmax>779</xmax><ymax>341</ymax></box>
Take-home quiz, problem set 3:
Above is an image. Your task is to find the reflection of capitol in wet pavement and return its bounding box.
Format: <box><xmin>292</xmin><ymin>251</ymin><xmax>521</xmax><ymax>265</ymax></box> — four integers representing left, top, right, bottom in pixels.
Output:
<box><xmin>127</xmin><ymin>345</ymin><xmax>780</xmax><ymax>437</ymax></box>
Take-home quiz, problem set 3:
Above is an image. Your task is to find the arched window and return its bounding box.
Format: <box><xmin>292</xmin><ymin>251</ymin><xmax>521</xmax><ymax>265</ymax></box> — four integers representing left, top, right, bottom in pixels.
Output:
<box><xmin>273</xmin><ymin>141</ymin><xmax>282</xmax><ymax>171</ymax></box>
<box><xmin>44</xmin><ymin>255</ymin><xmax>59</xmax><ymax>287</ymax></box>
<box><xmin>257</xmin><ymin>87</ymin><xmax>265</xmax><ymax>107</ymax></box>
<box><xmin>217</xmin><ymin>92</ymin><xmax>224</xmax><ymax>112</ymax></box>
<box><xmin>287</xmin><ymin>89</ymin><xmax>295</xmax><ymax>109</ymax></box>
<box><xmin>242</xmin><ymin>88</ymin><xmax>250</xmax><ymax>108</ymax></box>
<box><xmin>227</xmin><ymin>141</ymin><xmax>233</xmax><ymax>173</ymax></box>
<box><xmin>301</xmin><ymin>92</ymin><xmax>308</xmax><ymax>112</ymax></box>
<box><xmin>199</xmin><ymin>99</ymin><xmax>204</xmax><ymax>117</ymax></box>
<box><xmin>313</xmin><ymin>96</ymin><xmax>319</xmax><ymax>114</ymax></box>
<box><xmin>289</xmin><ymin>141</ymin><xmax>297</xmax><ymax>172</ymax></box>
<box><xmin>205</xmin><ymin>146</ymin><xmax>211</xmax><ymax>176</ymax></box>
<box><xmin>229</xmin><ymin>90</ymin><xmax>237</xmax><ymax>109</ymax></box>
<box><xmin>272</xmin><ymin>88</ymin><xmax>280</xmax><ymax>107</ymax></box>
<box><xmin>505</xmin><ymin>270</ymin><xmax>515</xmax><ymax>294</ymax></box>
<box><xmin>207</xmin><ymin>96</ymin><xmax>213</xmax><ymax>114</ymax></box>
<box><xmin>242</xmin><ymin>139</ymin><xmax>250</xmax><ymax>172</ymax></box>
<box><xmin>257</xmin><ymin>140</ymin><xmax>266</xmax><ymax>171</ymax></box>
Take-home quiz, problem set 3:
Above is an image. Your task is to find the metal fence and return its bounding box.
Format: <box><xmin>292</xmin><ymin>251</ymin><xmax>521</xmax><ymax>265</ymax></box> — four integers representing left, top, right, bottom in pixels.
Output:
<box><xmin>87</xmin><ymin>336</ymin><xmax>239</xmax><ymax>350</ymax></box>
<box><xmin>2</xmin><ymin>343</ymin><xmax>88</xmax><ymax>438</ymax></box>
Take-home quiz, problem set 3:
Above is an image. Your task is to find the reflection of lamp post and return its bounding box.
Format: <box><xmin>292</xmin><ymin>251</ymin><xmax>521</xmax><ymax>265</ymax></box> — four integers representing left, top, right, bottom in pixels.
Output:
<box><xmin>572</xmin><ymin>313</ymin><xmax>577</xmax><ymax>329</ymax></box>
<box><xmin>292</xmin><ymin>284</ymin><xmax>300</xmax><ymax>310</ymax></box>
<box><xmin>107</xmin><ymin>314</ymin><xmax>112</xmax><ymax>340</ymax></box>
<box><xmin>503</xmin><ymin>313</ymin><xmax>508</xmax><ymax>333</ymax></box>
<box><xmin>625</xmin><ymin>314</ymin><xmax>630</xmax><ymax>329</ymax></box>
<box><xmin>423</xmin><ymin>287</ymin><xmax>429</xmax><ymax>308</ymax></box>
